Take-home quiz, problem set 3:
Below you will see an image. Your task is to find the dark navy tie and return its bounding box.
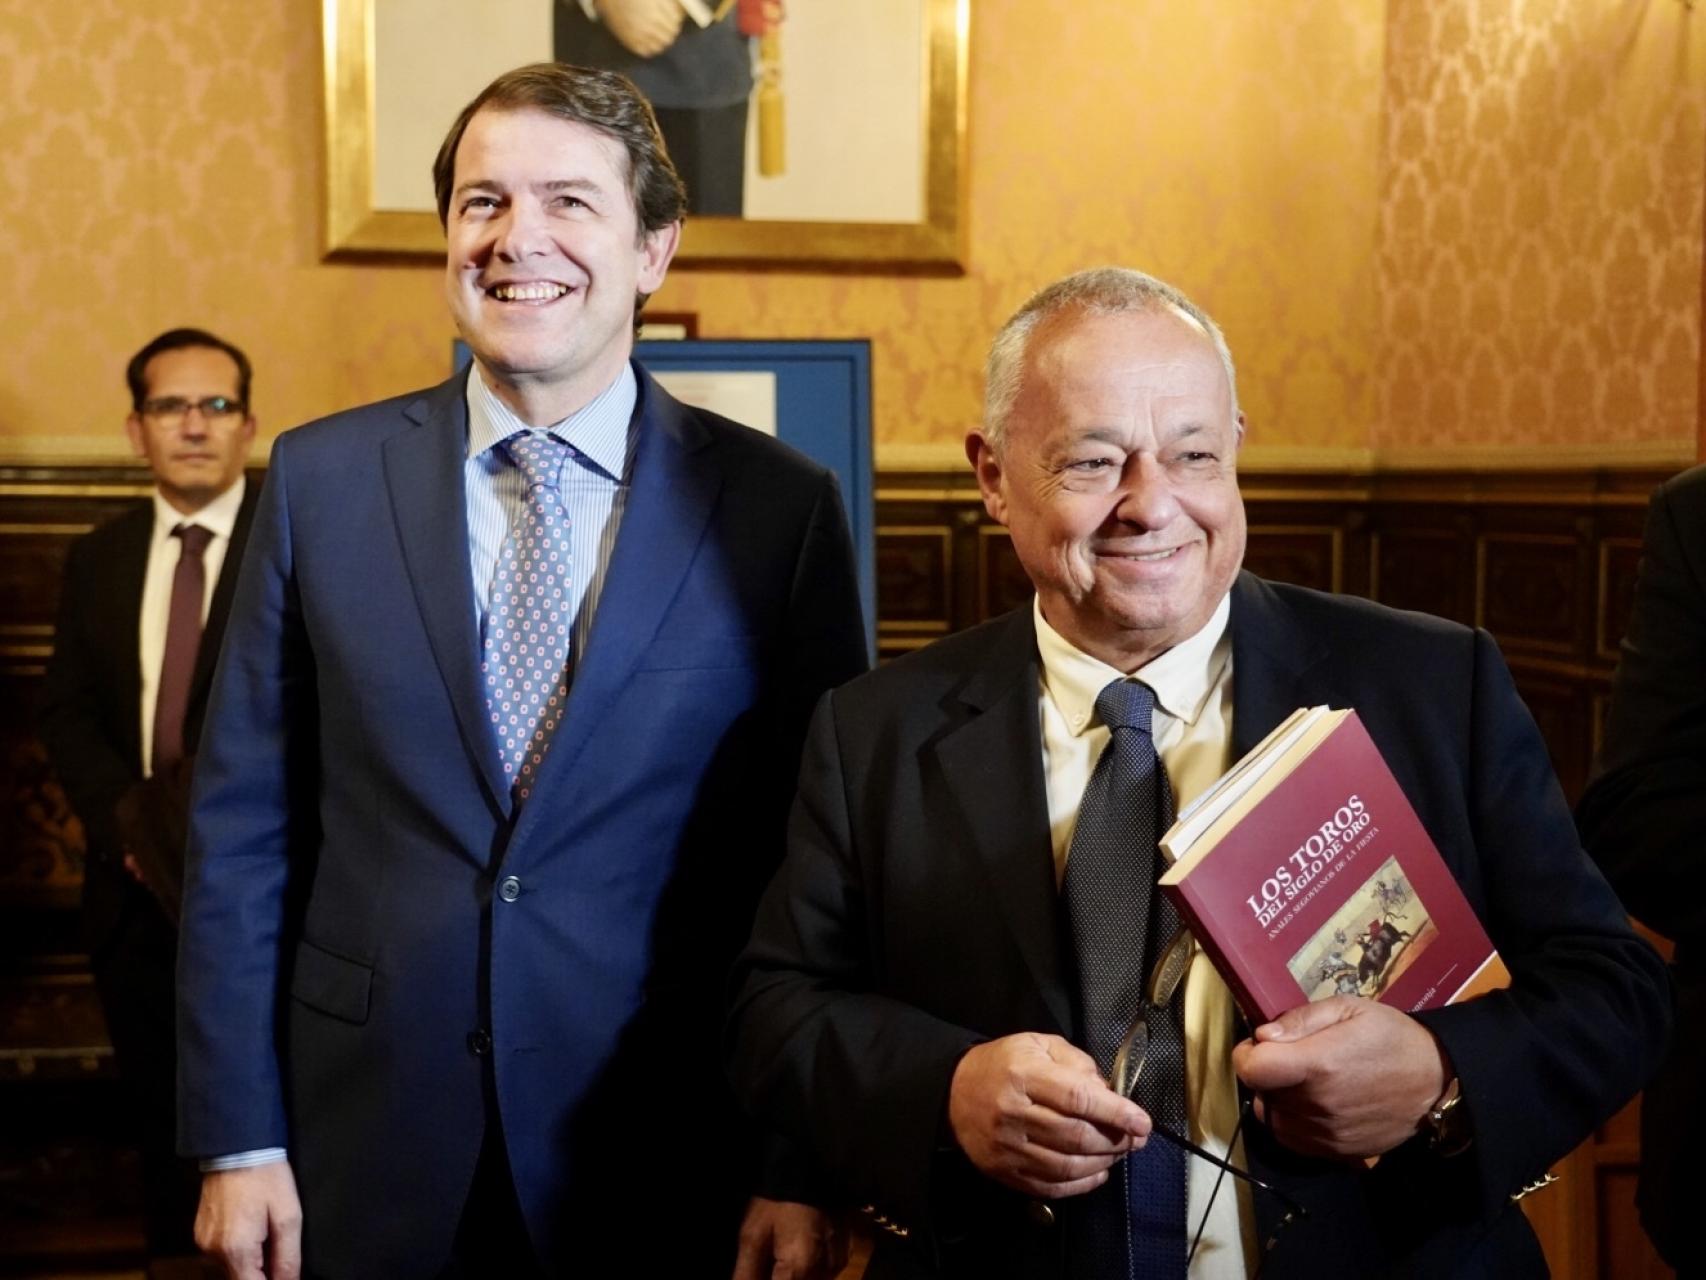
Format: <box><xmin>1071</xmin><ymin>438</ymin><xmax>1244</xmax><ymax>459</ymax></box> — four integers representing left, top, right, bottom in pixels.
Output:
<box><xmin>1062</xmin><ymin>679</ymin><xmax>1188</xmax><ymax>1279</ymax></box>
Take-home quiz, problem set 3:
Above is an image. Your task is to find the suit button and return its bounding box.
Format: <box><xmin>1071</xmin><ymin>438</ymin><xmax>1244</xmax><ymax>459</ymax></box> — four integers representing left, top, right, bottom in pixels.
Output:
<box><xmin>466</xmin><ymin>1029</ymin><xmax>491</xmax><ymax>1056</ymax></box>
<box><xmin>1026</xmin><ymin>1201</ymin><xmax>1056</xmax><ymax>1228</ymax></box>
<box><xmin>498</xmin><ymin>876</ymin><xmax>522</xmax><ymax>902</ymax></box>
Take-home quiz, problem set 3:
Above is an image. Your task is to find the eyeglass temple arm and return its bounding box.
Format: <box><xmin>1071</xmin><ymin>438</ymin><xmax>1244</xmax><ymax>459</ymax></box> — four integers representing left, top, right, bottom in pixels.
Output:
<box><xmin>1144</xmin><ymin>1122</ymin><xmax>1308</xmax><ymax>1220</ymax></box>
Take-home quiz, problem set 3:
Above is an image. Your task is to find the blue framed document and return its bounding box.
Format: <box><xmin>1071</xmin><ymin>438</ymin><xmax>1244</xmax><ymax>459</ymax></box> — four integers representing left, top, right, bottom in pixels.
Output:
<box><xmin>455</xmin><ymin>338</ymin><xmax>875</xmax><ymax>654</ymax></box>
<box><xmin>635</xmin><ymin>340</ymin><xmax>875</xmax><ymax>652</ymax></box>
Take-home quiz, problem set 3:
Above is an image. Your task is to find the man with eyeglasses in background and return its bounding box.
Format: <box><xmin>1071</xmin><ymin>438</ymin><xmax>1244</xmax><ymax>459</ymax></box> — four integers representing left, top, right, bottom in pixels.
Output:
<box><xmin>40</xmin><ymin>328</ymin><xmax>259</xmax><ymax>1274</ymax></box>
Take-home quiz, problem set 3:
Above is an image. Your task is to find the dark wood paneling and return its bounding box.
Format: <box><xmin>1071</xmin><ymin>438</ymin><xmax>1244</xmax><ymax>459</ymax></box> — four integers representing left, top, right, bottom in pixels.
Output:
<box><xmin>874</xmin><ymin>526</ymin><xmax>952</xmax><ymax>629</ymax></box>
<box><xmin>1599</xmin><ymin>1165</ymin><xmax>1673</xmax><ymax>1280</ymax></box>
<box><xmin>1478</xmin><ymin>533</ymin><xmax>1583</xmax><ymax>655</ymax></box>
<box><xmin>1244</xmin><ymin>525</ymin><xmax>1341</xmax><ymax>594</ymax></box>
<box><xmin>1372</xmin><ymin>525</ymin><xmax>1474</xmax><ymax>623</ymax></box>
<box><xmin>1599</xmin><ymin>537</ymin><xmax>1645</xmax><ymax>664</ymax></box>
<box><xmin>976</xmin><ymin>526</ymin><xmax>1032</xmax><ymax>621</ymax></box>
<box><xmin>1601</xmin><ymin>1096</ymin><xmax>1641</xmax><ymax>1147</ymax></box>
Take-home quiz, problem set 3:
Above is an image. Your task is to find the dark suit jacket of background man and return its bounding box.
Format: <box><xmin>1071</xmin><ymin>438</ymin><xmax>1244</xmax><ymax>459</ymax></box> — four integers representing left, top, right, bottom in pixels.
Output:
<box><xmin>556</xmin><ymin>3</ymin><xmax>752</xmax><ymax>110</ymax></box>
<box><xmin>39</xmin><ymin>482</ymin><xmax>259</xmax><ymax>1248</ymax></box>
<box><xmin>1578</xmin><ymin>462</ymin><xmax>1706</xmax><ymax>1272</ymax></box>
<box><xmin>177</xmin><ymin>366</ymin><xmax>868</xmax><ymax>1277</ymax></box>
<box><xmin>731</xmin><ymin>572</ymin><xmax>1670</xmax><ymax>1280</ymax></box>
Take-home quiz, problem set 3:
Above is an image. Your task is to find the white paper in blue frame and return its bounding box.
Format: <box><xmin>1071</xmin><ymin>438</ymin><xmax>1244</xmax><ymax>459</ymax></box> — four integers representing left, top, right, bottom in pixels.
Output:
<box><xmin>453</xmin><ymin>339</ymin><xmax>876</xmax><ymax>656</ymax></box>
<box><xmin>637</xmin><ymin>340</ymin><xmax>875</xmax><ymax>654</ymax></box>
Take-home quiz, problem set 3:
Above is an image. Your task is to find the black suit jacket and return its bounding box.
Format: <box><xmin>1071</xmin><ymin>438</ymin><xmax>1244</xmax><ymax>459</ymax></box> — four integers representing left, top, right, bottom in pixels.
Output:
<box><xmin>1577</xmin><ymin>463</ymin><xmax>1706</xmax><ymax>1270</ymax></box>
<box><xmin>730</xmin><ymin>572</ymin><xmax>1669</xmax><ymax>1278</ymax></box>
<box><xmin>39</xmin><ymin>483</ymin><xmax>259</xmax><ymax>947</ymax></box>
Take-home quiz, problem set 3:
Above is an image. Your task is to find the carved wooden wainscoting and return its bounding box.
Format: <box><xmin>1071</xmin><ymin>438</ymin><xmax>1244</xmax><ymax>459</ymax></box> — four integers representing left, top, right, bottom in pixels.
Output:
<box><xmin>0</xmin><ymin>465</ymin><xmax>158</xmax><ymax>1266</ymax></box>
<box><xmin>0</xmin><ymin>462</ymin><xmax>1681</xmax><ymax>1275</ymax></box>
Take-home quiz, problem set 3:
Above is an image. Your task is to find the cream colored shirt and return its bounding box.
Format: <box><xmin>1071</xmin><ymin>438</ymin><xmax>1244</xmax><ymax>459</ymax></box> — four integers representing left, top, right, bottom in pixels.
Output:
<box><xmin>1035</xmin><ymin>592</ymin><xmax>1256</xmax><ymax>1278</ymax></box>
<box><xmin>137</xmin><ymin>479</ymin><xmax>246</xmax><ymax>778</ymax></box>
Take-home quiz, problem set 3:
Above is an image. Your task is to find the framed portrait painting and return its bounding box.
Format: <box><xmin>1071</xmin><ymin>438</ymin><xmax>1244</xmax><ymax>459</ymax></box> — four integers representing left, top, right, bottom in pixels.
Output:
<box><xmin>325</xmin><ymin>0</ymin><xmax>969</xmax><ymax>268</ymax></box>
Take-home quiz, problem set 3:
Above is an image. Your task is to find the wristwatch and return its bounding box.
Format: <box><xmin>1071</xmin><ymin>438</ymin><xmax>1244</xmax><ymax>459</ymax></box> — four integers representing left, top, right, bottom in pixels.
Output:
<box><xmin>1423</xmin><ymin>1076</ymin><xmax>1473</xmax><ymax>1157</ymax></box>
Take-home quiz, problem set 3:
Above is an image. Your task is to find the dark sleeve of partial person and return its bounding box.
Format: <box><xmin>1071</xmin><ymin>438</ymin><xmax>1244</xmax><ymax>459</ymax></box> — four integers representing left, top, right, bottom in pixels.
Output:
<box><xmin>1408</xmin><ymin>628</ymin><xmax>1672</xmax><ymax>1221</ymax></box>
<box><xmin>38</xmin><ymin>535</ymin><xmax>136</xmax><ymax>863</ymax></box>
<box><xmin>1577</xmin><ymin>471</ymin><xmax>1706</xmax><ymax>946</ymax></box>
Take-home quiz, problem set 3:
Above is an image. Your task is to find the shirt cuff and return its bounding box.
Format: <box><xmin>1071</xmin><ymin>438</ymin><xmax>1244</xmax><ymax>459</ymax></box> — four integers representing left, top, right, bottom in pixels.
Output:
<box><xmin>577</xmin><ymin>0</ymin><xmax>598</xmax><ymax>20</ymax></box>
<box><xmin>200</xmin><ymin>1147</ymin><xmax>288</xmax><ymax>1173</ymax></box>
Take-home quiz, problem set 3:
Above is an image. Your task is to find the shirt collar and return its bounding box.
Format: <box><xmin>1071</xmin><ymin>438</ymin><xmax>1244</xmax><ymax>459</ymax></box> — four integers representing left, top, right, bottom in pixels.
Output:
<box><xmin>464</xmin><ymin>361</ymin><xmax>637</xmax><ymax>481</ymax></box>
<box><xmin>151</xmin><ymin>475</ymin><xmax>246</xmax><ymax>541</ymax></box>
<box><xmin>1034</xmin><ymin>590</ymin><xmax>1232</xmax><ymax>736</ymax></box>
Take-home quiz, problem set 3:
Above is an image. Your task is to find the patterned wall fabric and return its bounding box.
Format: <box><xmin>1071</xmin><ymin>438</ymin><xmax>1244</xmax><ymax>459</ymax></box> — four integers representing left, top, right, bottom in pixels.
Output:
<box><xmin>666</xmin><ymin>1</ymin><xmax>1388</xmax><ymax>458</ymax></box>
<box><xmin>1376</xmin><ymin>0</ymin><xmax>1705</xmax><ymax>453</ymax></box>
<box><xmin>0</xmin><ymin>1</ymin><xmax>1697</xmax><ymax>460</ymax></box>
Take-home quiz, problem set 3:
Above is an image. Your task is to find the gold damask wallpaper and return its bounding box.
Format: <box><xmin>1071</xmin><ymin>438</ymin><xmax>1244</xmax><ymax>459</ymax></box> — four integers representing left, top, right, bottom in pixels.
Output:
<box><xmin>667</xmin><ymin>0</ymin><xmax>1387</xmax><ymax>464</ymax></box>
<box><xmin>0</xmin><ymin>0</ymin><xmax>1384</xmax><ymax>463</ymax></box>
<box><xmin>1377</xmin><ymin>0</ymin><xmax>1705</xmax><ymax>458</ymax></box>
<box><xmin>0</xmin><ymin>1</ymin><xmax>1699</xmax><ymax>464</ymax></box>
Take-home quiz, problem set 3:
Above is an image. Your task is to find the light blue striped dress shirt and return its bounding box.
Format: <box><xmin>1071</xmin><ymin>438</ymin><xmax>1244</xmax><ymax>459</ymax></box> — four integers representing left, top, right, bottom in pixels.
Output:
<box><xmin>200</xmin><ymin>364</ymin><xmax>639</xmax><ymax>1173</ymax></box>
<box><xmin>463</xmin><ymin>362</ymin><xmax>638</xmax><ymax>662</ymax></box>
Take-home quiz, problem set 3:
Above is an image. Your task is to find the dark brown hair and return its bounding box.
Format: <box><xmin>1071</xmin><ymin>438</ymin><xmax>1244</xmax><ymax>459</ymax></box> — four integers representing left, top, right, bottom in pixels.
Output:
<box><xmin>125</xmin><ymin>328</ymin><xmax>252</xmax><ymax>412</ymax></box>
<box><xmin>431</xmin><ymin>62</ymin><xmax>686</xmax><ymax>238</ymax></box>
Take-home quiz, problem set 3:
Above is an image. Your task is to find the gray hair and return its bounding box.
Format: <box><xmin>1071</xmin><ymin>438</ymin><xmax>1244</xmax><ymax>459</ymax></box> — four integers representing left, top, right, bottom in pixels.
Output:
<box><xmin>982</xmin><ymin>267</ymin><xmax>1240</xmax><ymax>450</ymax></box>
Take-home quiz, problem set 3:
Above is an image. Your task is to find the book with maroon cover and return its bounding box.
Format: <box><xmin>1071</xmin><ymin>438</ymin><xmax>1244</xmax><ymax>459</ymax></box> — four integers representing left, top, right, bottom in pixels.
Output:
<box><xmin>1157</xmin><ymin>709</ymin><xmax>1509</xmax><ymax>1024</ymax></box>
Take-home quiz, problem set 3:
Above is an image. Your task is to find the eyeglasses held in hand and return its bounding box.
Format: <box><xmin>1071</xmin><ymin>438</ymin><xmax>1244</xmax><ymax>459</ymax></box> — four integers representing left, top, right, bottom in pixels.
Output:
<box><xmin>1111</xmin><ymin>928</ymin><xmax>1307</xmax><ymax>1270</ymax></box>
<box><xmin>141</xmin><ymin>396</ymin><xmax>246</xmax><ymax>426</ymax></box>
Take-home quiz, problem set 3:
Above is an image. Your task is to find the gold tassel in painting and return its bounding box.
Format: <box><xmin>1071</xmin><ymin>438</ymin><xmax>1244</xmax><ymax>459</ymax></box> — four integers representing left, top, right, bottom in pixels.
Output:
<box><xmin>721</xmin><ymin>0</ymin><xmax>785</xmax><ymax>177</ymax></box>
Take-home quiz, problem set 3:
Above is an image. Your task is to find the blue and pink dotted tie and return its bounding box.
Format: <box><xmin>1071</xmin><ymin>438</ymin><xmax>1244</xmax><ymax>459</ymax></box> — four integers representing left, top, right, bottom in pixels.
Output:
<box><xmin>482</xmin><ymin>431</ymin><xmax>573</xmax><ymax>801</ymax></box>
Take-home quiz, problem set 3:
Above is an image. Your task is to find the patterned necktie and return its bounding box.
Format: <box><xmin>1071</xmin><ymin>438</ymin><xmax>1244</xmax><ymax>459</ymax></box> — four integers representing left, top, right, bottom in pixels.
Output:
<box><xmin>152</xmin><ymin>523</ymin><xmax>213</xmax><ymax>772</ymax></box>
<box><xmin>482</xmin><ymin>432</ymin><xmax>574</xmax><ymax>801</ymax></box>
<box><xmin>1062</xmin><ymin>679</ymin><xmax>1188</xmax><ymax>1280</ymax></box>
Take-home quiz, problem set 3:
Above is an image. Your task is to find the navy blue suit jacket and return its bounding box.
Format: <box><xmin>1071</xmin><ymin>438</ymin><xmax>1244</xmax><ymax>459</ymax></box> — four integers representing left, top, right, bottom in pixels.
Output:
<box><xmin>730</xmin><ymin>572</ymin><xmax>1669</xmax><ymax>1278</ymax></box>
<box><xmin>178</xmin><ymin>366</ymin><xmax>867</xmax><ymax>1276</ymax></box>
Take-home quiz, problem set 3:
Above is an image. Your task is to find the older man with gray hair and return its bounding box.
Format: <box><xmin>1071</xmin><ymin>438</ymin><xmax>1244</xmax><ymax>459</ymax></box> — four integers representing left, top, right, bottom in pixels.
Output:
<box><xmin>727</xmin><ymin>266</ymin><xmax>1667</xmax><ymax>1278</ymax></box>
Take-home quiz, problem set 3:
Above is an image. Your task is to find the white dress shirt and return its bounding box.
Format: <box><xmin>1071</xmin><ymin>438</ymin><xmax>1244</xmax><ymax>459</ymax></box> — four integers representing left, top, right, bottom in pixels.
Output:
<box><xmin>1035</xmin><ymin>591</ymin><xmax>1257</xmax><ymax>1278</ymax></box>
<box><xmin>137</xmin><ymin>478</ymin><xmax>246</xmax><ymax>779</ymax></box>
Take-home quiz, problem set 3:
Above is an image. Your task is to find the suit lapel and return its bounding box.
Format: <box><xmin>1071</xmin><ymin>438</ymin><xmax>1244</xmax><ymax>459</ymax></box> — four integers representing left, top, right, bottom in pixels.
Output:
<box><xmin>508</xmin><ymin>369</ymin><xmax>720</xmax><ymax>845</ymax></box>
<box><xmin>1229</xmin><ymin>571</ymin><xmax>1329</xmax><ymax>755</ymax></box>
<box><xmin>932</xmin><ymin>610</ymin><xmax>1075</xmax><ymax>1037</ymax></box>
<box><xmin>107</xmin><ymin>506</ymin><xmax>152</xmax><ymax>772</ymax></box>
<box><xmin>383</xmin><ymin>373</ymin><xmax>512</xmax><ymax>816</ymax></box>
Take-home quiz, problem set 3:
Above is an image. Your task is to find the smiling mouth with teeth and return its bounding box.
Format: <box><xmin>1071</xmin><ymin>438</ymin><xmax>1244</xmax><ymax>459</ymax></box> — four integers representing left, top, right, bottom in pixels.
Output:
<box><xmin>489</xmin><ymin>282</ymin><xmax>571</xmax><ymax>302</ymax></box>
<box><xmin>1101</xmin><ymin>547</ymin><xmax>1180</xmax><ymax>561</ymax></box>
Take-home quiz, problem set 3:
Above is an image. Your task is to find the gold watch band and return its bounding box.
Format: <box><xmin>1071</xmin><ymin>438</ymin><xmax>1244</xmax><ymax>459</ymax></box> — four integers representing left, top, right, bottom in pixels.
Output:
<box><xmin>1424</xmin><ymin>1076</ymin><xmax>1472</xmax><ymax>1156</ymax></box>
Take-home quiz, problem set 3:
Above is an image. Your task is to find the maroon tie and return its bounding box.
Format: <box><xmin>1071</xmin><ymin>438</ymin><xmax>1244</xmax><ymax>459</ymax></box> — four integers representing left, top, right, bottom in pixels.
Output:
<box><xmin>152</xmin><ymin>523</ymin><xmax>213</xmax><ymax>772</ymax></box>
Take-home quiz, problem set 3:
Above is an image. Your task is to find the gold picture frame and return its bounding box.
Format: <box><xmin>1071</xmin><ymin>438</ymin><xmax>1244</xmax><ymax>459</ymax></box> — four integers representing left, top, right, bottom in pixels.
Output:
<box><xmin>323</xmin><ymin>0</ymin><xmax>969</xmax><ymax>269</ymax></box>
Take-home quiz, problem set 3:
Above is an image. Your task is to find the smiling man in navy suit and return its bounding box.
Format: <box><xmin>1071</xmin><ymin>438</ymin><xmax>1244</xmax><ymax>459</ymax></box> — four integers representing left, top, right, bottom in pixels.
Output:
<box><xmin>177</xmin><ymin>62</ymin><xmax>864</xmax><ymax>1279</ymax></box>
